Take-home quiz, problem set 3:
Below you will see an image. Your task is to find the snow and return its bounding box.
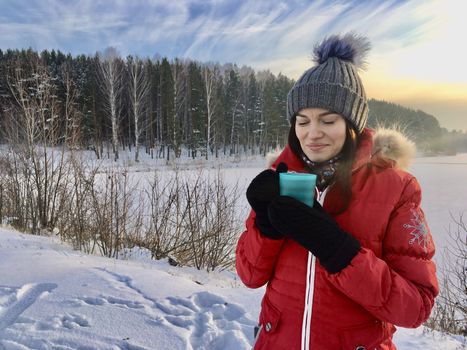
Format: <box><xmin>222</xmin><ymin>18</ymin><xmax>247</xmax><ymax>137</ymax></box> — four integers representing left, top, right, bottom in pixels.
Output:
<box><xmin>0</xmin><ymin>152</ymin><xmax>466</xmax><ymax>349</ymax></box>
<box><xmin>0</xmin><ymin>228</ymin><xmax>259</xmax><ymax>349</ymax></box>
<box><xmin>410</xmin><ymin>153</ymin><xmax>467</xmax><ymax>268</ymax></box>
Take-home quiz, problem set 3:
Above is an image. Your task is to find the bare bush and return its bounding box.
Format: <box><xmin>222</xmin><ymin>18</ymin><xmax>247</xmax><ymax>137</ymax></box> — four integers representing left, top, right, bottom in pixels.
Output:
<box><xmin>179</xmin><ymin>170</ymin><xmax>243</xmax><ymax>271</ymax></box>
<box><xmin>88</xmin><ymin>168</ymin><xmax>141</xmax><ymax>258</ymax></box>
<box><xmin>55</xmin><ymin>153</ymin><xmax>100</xmax><ymax>252</ymax></box>
<box><xmin>142</xmin><ymin>168</ymin><xmax>245</xmax><ymax>271</ymax></box>
<box><xmin>425</xmin><ymin>213</ymin><xmax>466</xmax><ymax>337</ymax></box>
<box><xmin>1</xmin><ymin>141</ymin><xmax>243</xmax><ymax>271</ymax></box>
<box><xmin>55</xmin><ymin>157</ymin><xmax>144</xmax><ymax>258</ymax></box>
<box><xmin>2</xmin><ymin>62</ymin><xmax>71</xmax><ymax>233</ymax></box>
<box><xmin>142</xmin><ymin>171</ymin><xmax>185</xmax><ymax>260</ymax></box>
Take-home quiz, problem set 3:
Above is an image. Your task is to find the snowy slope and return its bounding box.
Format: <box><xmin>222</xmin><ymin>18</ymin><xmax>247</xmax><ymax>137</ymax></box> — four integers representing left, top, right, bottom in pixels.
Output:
<box><xmin>0</xmin><ymin>227</ymin><xmax>465</xmax><ymax>350</ymax></box>
<box><xmin>0</xmin><ymin>227</ymin><xmax>260</xmax><ymax>349</ymax></box>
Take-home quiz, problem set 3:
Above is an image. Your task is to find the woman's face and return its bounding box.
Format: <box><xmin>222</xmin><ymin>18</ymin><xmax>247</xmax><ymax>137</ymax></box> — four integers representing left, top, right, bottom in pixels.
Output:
<box><xmin>295</xmin><ymin>108</ymin><xmax>347</xmax><ymax>163</ymax></box>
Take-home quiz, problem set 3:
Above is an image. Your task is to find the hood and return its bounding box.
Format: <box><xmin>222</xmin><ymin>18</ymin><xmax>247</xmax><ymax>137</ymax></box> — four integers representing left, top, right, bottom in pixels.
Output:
<box><xmin>266</xmin><ymin>128</ymin><xmax>416</xmax><ymax>171</ymax></box>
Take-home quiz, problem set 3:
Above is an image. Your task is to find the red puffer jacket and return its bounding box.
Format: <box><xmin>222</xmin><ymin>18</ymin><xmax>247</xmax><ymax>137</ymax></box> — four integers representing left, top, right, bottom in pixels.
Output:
<box><xmin>236</xmin><ymin>128</ymin><xmax>439</xmax><ymax>350</ymax></box>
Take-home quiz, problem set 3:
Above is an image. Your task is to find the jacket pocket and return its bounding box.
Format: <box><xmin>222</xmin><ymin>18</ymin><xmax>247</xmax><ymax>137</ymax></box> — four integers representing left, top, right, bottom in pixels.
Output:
<box><xmin>254</xmin><ymin>296</ymin><xmax>282</xmax><ymax>349</ymax></box>
<box><xmin>339</xmin><ymin>320</ymin><xmax>395</xmax><ymax>350</ymax></box>
<box><xmin>259</xmin><ymin>296</ymin><xmax>282</xmax><ymax>334</ymax></box>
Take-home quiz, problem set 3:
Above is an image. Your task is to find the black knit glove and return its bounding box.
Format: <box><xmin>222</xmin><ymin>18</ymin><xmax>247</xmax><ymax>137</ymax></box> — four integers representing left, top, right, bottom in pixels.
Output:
<box><xmin>268</xmin><ymin>196</ymin><xmax>361</xmax><ymax>273</ymax></box>
<box><xmin>246</xmin><ymin>162</ymin><xmax>288</xmax><ymax>239</ymax></box>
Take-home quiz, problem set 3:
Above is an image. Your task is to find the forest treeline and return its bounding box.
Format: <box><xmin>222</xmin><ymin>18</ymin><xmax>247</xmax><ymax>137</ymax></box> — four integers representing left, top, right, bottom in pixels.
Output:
<box><xmin>0</xmin><ymin>48</ymin><xmax>465</xmax><ymax>160</ymax></box>
<box><xmin>367</xmin><ymin>99</ymin><xmax>467</xmax><ymax>155</ymax></box>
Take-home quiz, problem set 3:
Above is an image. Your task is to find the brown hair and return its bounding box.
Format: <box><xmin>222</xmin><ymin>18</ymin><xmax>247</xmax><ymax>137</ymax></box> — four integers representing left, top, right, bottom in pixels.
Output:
<box><xmin>288</xmin><ymin>115</ymin><xmax>359</xmax><ymax>214</ymax></box>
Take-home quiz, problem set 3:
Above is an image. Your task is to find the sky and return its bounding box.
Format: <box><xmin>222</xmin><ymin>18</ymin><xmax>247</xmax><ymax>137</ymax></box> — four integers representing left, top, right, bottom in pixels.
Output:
<box><xmin>1</xmin><ymin>0</ymin><xmax>466</xmax><ymax>130</ymax></box>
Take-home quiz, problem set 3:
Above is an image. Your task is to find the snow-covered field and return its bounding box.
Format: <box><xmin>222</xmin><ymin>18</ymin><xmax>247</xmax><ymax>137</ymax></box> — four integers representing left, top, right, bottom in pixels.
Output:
<box><xmin>410</xmin><ymin>153</ymin><xmax>467</xmax><ymax>266</ymax></box>
<box><xmin>0</xmin><ymin>152</ymin><xmax>466</xmax><ymax>349</ymax></box>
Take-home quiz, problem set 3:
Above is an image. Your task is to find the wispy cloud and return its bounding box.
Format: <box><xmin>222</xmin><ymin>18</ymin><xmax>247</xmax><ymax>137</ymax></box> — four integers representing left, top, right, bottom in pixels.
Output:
<box><xmin>0</xmin><ymin>0</ymin><xmax>462</xmax><ymax>81</ymax></box>
<box><xmin>0</xmin><ymin>1</ymin><xmax>420</xmax><ymax>55</ymax></box>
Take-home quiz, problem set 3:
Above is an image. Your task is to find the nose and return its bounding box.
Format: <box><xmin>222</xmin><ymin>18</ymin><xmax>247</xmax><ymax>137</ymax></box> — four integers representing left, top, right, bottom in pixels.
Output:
<box><xmin>307</xmin><ymin>123</ymin><xmax>324</xmax><ymax>139</ymax></box>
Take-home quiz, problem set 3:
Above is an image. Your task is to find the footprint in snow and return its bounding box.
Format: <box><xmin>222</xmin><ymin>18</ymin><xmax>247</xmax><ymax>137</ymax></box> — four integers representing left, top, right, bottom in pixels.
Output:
<box><xmin>155</xmin><ymin>291</ymin><xmax>255</xmax><ymax>350</ymax></box>
<box><xmin>34</xmin><ymin>312</ymin><xmax>90</xmax><ymax>331</ymax></box>
<box><xmin>77</xmin><ymin>295</ymin><xmax>145</xmax><ymax>309</ymax></box>
<box><xmin>0</xmin><ymin>283</ymin><xmax>57</xmax><ymax>334</ymax></box>
<box><xmin>59</xmin><ymin>313</ymin><xmax>91</xmax><ymax>329</ymax></box>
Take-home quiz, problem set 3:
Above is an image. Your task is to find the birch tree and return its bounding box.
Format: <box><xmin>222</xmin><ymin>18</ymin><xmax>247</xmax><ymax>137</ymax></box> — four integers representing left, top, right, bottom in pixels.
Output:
<box><xmin>127</xmin><ymin>56</ymin><xmax>150</xmax><ymax>162</ymax></box>
<box><xmin>98</xmin><ymin>47</ymin><xmax>124</xmax><ymax>161</ymax></box>
<box><xmin>203</xmin><ymin>65</ymin><xmax>220</xmax><ymax>160</ymax></box>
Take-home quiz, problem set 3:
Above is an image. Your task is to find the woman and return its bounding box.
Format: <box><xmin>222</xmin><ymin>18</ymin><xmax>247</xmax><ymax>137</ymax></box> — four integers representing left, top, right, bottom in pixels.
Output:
<box><xmin>235</xmin><ymin>33</ymin><xmax>439</xmax><ymax>350</ymax></box>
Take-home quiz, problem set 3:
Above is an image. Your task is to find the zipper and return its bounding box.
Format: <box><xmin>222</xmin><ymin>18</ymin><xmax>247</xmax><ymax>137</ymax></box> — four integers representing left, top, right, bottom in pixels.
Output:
<box><xmin>301</xmin><ymin>252</ymin><xmax>316</xmax><ymax>350</ymax></box>
<box><xmin>301</xmin><ymin>187</ymin><xmax>328</xmax><ymax>350</ymax></box>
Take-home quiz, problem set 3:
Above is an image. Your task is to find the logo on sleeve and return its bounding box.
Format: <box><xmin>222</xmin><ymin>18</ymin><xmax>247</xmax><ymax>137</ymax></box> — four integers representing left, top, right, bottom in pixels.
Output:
<box><xmin>403</xmin><ymin>208</ymin><xmax>430</xmax><ymax>253</ymax></box>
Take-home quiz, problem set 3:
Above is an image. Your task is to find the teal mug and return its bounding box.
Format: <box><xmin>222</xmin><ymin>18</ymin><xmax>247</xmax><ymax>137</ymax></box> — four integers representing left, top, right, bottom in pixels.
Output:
<box><xmin>279</xmin><ymin>173</ymin><xmax>316</xmax><ymax>207</ymax></box>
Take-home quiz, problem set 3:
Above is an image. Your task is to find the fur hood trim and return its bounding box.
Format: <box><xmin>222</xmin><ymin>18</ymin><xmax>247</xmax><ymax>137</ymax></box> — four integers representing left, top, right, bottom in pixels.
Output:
<box><xmin>372</xmin><ymin>128</ymin><xmax>416</xmax><ymax>170</ymax></box>
<box><xmin>266</xmin><ymin>151</ymin><xmax>283</xmax><ymax>169</ymax></box>
<box><xmin>266</xmin><ymin>128</ymin><xmax>416</xmax><ymax>171</ymax></box>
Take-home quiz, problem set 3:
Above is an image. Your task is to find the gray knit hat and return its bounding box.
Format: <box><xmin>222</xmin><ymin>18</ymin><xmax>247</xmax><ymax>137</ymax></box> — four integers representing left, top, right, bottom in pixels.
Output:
<box><xmin>287</xmin><ymin>33</ymin><xmax>371</xmax><ymax>134</ymax></box>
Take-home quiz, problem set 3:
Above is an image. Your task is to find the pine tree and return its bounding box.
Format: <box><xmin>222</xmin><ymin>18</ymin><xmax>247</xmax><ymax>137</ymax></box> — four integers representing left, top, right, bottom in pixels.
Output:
<box><xmin>203</xmin><ymin>64</ymin><xmax>221</xmax><ymax>159</ymax></box>
<box><xmin>224</xmin><ymin>68</ymin><xmax>241</xmax><ymax>155</ymax></box>
<box><xmin>159</xmin><ymin>58</ymin><xmax>174</xmax><ymax>159</ymax></box>
<box><xmin>261</xmin><ymin>73</ymin><xmax>293</xmax><ymax>152</ymax></box>
<box><xmin>188</xmin><ymin>61</ymin><xmax>207</xmax><ymax>158</ymax></box>
<box><xmin>146</xmin><ymin>59</ymin><xmax>160</xmax><ymax>157</ymax></box>
<box><xmin>171</xmin><ymin>59</ymin><xmax>188</xmax><ymax>158</ymax></box>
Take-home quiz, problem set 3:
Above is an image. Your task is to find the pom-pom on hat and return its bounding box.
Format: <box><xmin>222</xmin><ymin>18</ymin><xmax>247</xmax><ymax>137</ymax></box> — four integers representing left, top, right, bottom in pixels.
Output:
<box><xmin>287</xmin><ymin>33</ymin><xmax>371</xmax><ymax>133</ymax></box>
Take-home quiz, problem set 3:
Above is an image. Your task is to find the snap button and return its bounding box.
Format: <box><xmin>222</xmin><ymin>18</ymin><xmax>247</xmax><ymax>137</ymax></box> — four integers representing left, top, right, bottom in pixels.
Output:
<box><xmin>355</xmin><ymin>346</ymin><xmax>366</xmax><ymax>350</ymax></box>
<box><xmin>265</xmin><ymin>322</ymin><xmax>272</xmax><ymax>332</ymax></box>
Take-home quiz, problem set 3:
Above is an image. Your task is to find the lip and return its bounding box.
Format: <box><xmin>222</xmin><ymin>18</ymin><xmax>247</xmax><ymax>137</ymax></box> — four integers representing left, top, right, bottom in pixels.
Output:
<box><xmin>306</xmin><ymin>144</ymin><xmax>328</xmax><ymax>151</ymax></box>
